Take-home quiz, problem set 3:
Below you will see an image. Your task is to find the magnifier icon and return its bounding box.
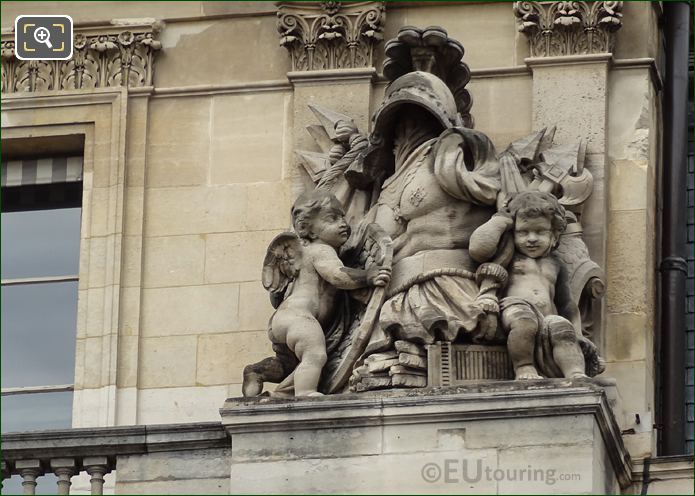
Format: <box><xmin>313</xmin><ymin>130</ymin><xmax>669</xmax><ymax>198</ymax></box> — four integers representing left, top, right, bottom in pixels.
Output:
<box><xmin>33</xmin><ymin>27</ymin><xmax>53</xmax><ymax>48</ymax></box>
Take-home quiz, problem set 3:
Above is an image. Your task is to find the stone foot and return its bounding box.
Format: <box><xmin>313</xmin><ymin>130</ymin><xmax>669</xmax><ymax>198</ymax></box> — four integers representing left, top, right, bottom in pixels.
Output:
<box><xmin>514</xmin><ymin>365</ymin><xmax>542</xmax><ymax>380</ymax></box>
<box><xmin>242</xmin><ymin>369</ymin><xmax>264</xmax><ymax>397</ymax></box>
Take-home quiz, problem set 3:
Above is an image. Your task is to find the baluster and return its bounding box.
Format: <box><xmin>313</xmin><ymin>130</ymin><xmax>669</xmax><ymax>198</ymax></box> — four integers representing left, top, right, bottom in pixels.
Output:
<box><xmin>15</xmin><ymin>460</ymin><xmax>42</xmax><ymax>496</ymax></box>
<box><xmin>1</xmin><ymin>460</ymin><xmax>7</xmax><ymax>492</ymax></box>
<box><xmin>51</xmin><ymin>458</ymin><xmax>76</xmax><ymax>495</ymax></box>
<box><xmin>83</xmin><ymin>457</ymin><xmax>110</xmax><ymax>496</ymax></box>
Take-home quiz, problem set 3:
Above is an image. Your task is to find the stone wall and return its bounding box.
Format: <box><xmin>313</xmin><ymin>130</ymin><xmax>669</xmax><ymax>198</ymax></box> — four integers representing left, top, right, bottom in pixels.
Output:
<box><xmin>0</xmin><ymin>0</ymin><xmax>666</xmax><ymax>463</ymax></box>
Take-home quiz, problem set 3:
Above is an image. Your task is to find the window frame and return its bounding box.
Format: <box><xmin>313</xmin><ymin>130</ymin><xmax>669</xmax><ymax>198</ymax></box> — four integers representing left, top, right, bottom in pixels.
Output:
<box><xmin>1</xmin><ymin>87</ymin><xmax>134</xmax><ymax>427</ymax></box>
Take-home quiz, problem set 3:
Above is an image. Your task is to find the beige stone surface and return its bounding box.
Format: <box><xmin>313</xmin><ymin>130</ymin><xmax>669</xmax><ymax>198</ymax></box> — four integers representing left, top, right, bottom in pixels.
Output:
<box><xmin>138</xmin><ymin>336</ymin><xmax>198</xmax><ymax>388</ymax></box>
<box><xmin>72</xmin><ymin>385</ymin><xmax>117</xmax><ymax>428</ymax></box>
<box><xmin>116</xmin><ymin>335</ymin><xmax>140</xmax><ymax>388</ymax></box>
<box><xmin>84</xmin><ymin>287</ymin><xmax>106</xmax><ymax>338</ymax></box>
<box><xmin>143</xmin><ymin>185</ymin><xmax>247</xmax><ymax>237</ymax></box>
<box><xmin>142</xmin><ymin>235</ymin><xmax>205</xmax><ymax>288</ymax></box>
<box><xmin>497</xmin><ymin>443</ymin><xmax>595</xmax><ymax>493</ymax></box>
<box><xmin>531</xmin><ymin>61</ymin><xmax>608</xmax><ymax>156</ymax></box>
<box><xmin>608</xmin><ymin>159</ymin><xmax>649</xmax><ymax>211</ymax></box>
<box><xmin>204</xmin><ymin>230</ymin><xmax>282</xmax><ymax>284</ymax></box>
<box><xmin>136</xmin><ymin>385</ymin><xmax>229</xmax><ymax>424</ymax></box>
<box><xmin>232</xmin><ymin>426</ymin><xmax>382</xmax><ymax>462</ymax></box>
<box><xmin>604</xmin><ymin>312</ymin><xmax>651</xmax><ymax>362</ymax></box>
<box><xmin>125</xmin><ymin>97</ymin><xmax>149</xmax><ymax>188</ymax></box>
<box><xmin>292</xmin><ymin>80</ymin><xmax>373</xmax><ymax>154</ymax></box>
<box><xmin>209</xmin><ymin>92</ymin><xmax>289</xmax><ymax>184</ymax></box>
<box><xmin>612</xmin><ymin>2</ymin><xmax>660</xmax><ymax>60</ymax></box>
<box><xmin>121</xmin><ymin>235</ymin><xmax>144</xmax><ymax>288</ymax></box>
<box><xmin>195</xmin><ymin>330</ymin><xmax>273</xmax><ymax>386</ymax></box>
<box><xmin>605</xmin><ymin>210</ymin><xmax>648</xmax><ymax>314</ymax></box>
<box><xmin>607</xmin><ymin>69</ymin><xmax>652</xmax><ymax>162</ymax></box>
<box><xmin>118</xmin><ymin>448</ymin><xmax>232</xmax><ymax>483</ymax></box>
<box><xmin>238</xmin><ymin>281</ymin><xmax>274</xmax><ymax>331</ymax></box>
<box><xmin>146</xmin><ymin>97</ymin><xmax>211</xmax><ymax>188</ymax></box>
<box><xmin>245</xmin><ymin>181</ymin><xmax>293</xmax><ymax>231</ymax></box>
<box><xmin>116</xmin><ymin>478</ymin><xmax>229</xmax><ymax>495</ymax></box>
<box><xmin>140</xmin><ymin>283</ymin><xmax>239</xmax><ymax>337</ymax></box>
<box><xmin>602</xmin><ymin>360</ymin><xmax>650</xmax><ymax>416</ymax></box>
<box><xmin>229</xmin><ymin>450</ymin><xmax>500</xmax><ymax>494</ymax></box>
<box><xmin>124</xmin><ymin>187</ymin><xmax>145</xmax><ymax>236</ymax></box>
<box><xmin>119</xmin><ymin>286</ymin><xmax>142</xmax><ymax>337</ymax></box>
<box><xmin>0</xmin><ymin>2</ymin><xmax>202</xmax><ymax>28</ymax></box>
<box><xmin>156</xmin><ymin>16</ymin><xmax>289</xmax><ymax>87</ymax></box>
<box><xmin>468</xmin><ymin>75</ymin><xmax>533</xmax><ymax>151</ymax></box>
<box><xmin>382</xmin><ymin>3</ymin><xmax>518</xmax><ymax>70</ymax></box>
<box><xmin>71</xmin><ymin>333</ymin><xmax>116</xmax><ymax>389</ymax></box>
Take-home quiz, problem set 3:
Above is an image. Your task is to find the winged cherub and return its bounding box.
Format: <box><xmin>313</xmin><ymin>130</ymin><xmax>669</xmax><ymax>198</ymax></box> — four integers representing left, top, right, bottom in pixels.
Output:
<box><xmin>247</xmin><ymin>190</ymin><xmax>391</xmax><ymax>397</ymax></box>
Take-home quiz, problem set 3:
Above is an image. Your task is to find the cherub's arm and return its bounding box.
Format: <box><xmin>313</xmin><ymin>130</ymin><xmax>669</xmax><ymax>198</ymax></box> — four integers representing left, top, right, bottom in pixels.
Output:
<box><xmin>469</xmin><ymin>212</ymin><xmax>514</xmax><ymax>263</ymax></box>
<box><xmin>311</xmin><ymin>244</ymin><xmax>389</xmax><ymax>290</ymax></box>
<box><xmin>555</xmin><ymin>259</ymin><xmax>582</xmax><ymax>337</ymax></box>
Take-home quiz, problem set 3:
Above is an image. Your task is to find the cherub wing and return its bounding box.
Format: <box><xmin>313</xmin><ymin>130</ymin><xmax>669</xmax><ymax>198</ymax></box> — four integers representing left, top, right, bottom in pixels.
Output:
<box><xmin>262</xmin><ymin>232</ymin><xmax>303</xmax><ymax>302</ymax></box>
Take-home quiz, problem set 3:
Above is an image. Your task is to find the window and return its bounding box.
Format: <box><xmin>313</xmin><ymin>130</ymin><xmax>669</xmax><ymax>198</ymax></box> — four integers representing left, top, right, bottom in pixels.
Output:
<box><xmin>1</xmin><ymin>155</ymin><xmax>83</xmax><ymax>433</ymax></box>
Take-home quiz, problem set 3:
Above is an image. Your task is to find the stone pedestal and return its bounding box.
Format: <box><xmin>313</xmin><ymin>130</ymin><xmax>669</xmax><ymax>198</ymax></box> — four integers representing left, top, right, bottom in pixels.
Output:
<box><xmin>221</xmin><ymin>380</ymin><xmax>631</xmax><ymax>494</ymax></box>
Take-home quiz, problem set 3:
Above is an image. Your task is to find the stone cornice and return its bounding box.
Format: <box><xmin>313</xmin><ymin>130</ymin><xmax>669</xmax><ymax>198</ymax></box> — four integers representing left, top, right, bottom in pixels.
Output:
<box><xmin>1</xmin><ymin>19</ymin><xmax>163</xmax><ymax>93</ymax></box>
<box><xmin>513</xmin><ymin>1</ymin><xmax>623</xmax><ymax>57</ymax></box>
<box><xmin>276</xmin><ymin>1</ymin><xmax>385</xmax><ymax>71</ymax></box>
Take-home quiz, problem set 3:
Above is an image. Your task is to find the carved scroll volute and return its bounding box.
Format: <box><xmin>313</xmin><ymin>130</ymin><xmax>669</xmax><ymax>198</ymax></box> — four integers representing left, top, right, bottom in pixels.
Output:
<box><xmin>277</xmin><ymin>2</ymin><xmax>385</xmax><ymax>71</ymax></box>
<box><xmin>513</xmin><ymin>1</ymin><xmax>623</xmax><ymax>57</ymax></box>
<box><xmin>1</xmin><ymin>40</ymin><xmax>15</xmax><ymax>93</ymax></box>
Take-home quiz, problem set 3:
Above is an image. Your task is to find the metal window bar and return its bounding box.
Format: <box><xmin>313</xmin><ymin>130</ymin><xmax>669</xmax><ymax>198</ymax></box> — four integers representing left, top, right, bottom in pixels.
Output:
<box><xmin>1</xmin><ymin>384</ymin><xmax>74</xmax><ymax>396</ymax></box>
<box><xmin>0</xmin><ymin>275</ymin><xmax>79</xmax><ymax>286</ymax></box>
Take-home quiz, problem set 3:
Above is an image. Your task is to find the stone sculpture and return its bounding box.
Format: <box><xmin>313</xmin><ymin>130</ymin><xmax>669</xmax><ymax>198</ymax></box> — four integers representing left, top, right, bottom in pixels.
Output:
<box><xmin>470</xmin><ymin>191</ymin><xmax>604</xmax><ymax>380</ymax></box>
<box><xmin>241</xmin><ymin>24</ymin><xmax>606</xmax><ymax>396</ymax></box>
<box><xmin>243</xmin><ymin>191</ymin><xmax>391</xmax><ymax>397</ymax></box>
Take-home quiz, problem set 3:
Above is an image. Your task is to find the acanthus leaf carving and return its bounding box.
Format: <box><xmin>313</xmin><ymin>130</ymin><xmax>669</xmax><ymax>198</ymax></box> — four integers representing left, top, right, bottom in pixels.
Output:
<box><xmin>277</xmin><ymin>1</ymin><xmax>385</xmax><ymax>71</ymax></box>
<box><xmin>513</xmin><ymin>1</ymin><xmax>623</xmax><ymax>57</ymax></box>
<box><xmin>1</xmin><ymin>21</ymin><xmax>162</xmax><ymax>94</ymax></box>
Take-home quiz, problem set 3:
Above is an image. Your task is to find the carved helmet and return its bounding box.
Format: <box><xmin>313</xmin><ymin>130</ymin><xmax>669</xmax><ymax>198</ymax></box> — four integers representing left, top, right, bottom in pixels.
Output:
<box><xmin>353</xmin><ymin>71</ymin><xmax>462</xmax><ymax>186</ymax></box>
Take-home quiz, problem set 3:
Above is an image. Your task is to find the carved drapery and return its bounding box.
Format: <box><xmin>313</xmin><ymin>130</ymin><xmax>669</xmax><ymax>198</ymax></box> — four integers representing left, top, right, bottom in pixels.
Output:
<box><xmin>513</xmin><ymin>1</ymin><xmax>623</xmax><ymax>57</ymax></box>
<box><xmin>277</xmin><ymin>1</ymin><xmax>385</xmax><ymax>71</ymax></box>
<box><xmin>1</xmin><ymin>22</ymin><xmax>162</xmax><ymax>93</ymax></box>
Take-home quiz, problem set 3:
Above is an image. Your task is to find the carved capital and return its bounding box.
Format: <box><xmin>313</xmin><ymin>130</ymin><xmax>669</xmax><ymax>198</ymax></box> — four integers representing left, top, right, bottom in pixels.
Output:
<box><xmin>277</xmin><ymin>1</ymin><xmax>385</xmax><ymax>71</ymax></box>
<box><xmin>513</xmin><ymin>1</ymin><xmax>623</xmax><ymax>57</ymax></box>
<box><xmin>1</xmin><ymin>20</ymin><xmax>162</xmax><ymax>93</ymax></box>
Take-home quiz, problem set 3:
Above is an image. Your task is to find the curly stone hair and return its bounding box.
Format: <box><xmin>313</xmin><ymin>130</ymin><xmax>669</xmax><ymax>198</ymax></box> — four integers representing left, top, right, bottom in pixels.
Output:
<box><xmin>291</xmin><ymin>190</ymin><xmax>341</xmax><ymax>240</ymax></box>
<box><xmin>507</xmin><ymin>191</ymin><xmax>567</xmax><ymax>236</ymax></box>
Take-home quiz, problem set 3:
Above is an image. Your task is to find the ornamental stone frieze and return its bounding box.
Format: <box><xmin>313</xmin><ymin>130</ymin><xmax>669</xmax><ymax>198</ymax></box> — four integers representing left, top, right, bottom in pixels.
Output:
<box><xmin>276</xmin><ymin>1</ymin><xmax>385</xmax><ymax>71</ymax></box>
<box><xmin>513</xmin><ymin>1</ymin><xmax>623</xmax><ymax>57</ymax></box>
<box><xmin>1</xmin><ymin>20</ymin><xmax>162</xmax><ymax>93</ymax></box>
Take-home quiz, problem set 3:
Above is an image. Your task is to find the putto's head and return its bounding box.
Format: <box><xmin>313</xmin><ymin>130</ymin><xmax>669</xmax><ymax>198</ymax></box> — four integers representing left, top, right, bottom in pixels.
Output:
<box><xmin>507</xmin><ymin>191</ymin><xmax>567</xmax><ymax>258</ymax></box>
<box><xmin>291</xmin><ymin>190</ymin><xmax>350</xmax><ymax>248</ymax></box>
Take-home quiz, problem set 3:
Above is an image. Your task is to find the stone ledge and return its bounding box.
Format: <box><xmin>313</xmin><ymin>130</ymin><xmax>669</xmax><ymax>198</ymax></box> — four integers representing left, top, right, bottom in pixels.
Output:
<box><xmin>1</xmin><ymin>421</ymin><xmax>227</xmax><ymax>463</ymax></box>
<box><xmin>632</xmin><ymin>455</ymin><xmax>695</xmax><ymax>482</ymax></box>
<box><xmin>221</xmin><ymin>379</ymin><xmax>632</xmax><ymax>488</ymax></box>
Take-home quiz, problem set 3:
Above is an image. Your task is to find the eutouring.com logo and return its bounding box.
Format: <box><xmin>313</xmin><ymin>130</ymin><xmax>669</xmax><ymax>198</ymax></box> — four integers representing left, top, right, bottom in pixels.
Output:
<box><xmin>421</xmin><ymin>459</ymin><xmax>582</xmax><ymax>486</ymax></box>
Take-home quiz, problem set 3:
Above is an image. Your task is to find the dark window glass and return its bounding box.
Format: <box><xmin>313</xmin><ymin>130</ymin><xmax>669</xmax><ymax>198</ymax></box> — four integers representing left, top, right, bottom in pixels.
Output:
<box><xmin>1</xmin><ymin>207</ymin><xmax>81</xmax><ymax>279</ymax></box>
<box><xmin>1</xmin><ymin>281</ymin><xmax>78</xmax><ymax>388</ymax></box>
<box><xmin>0</xmin><ymin>391</ymin><xmax>73</xmax><ymax>432</ymax></box>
